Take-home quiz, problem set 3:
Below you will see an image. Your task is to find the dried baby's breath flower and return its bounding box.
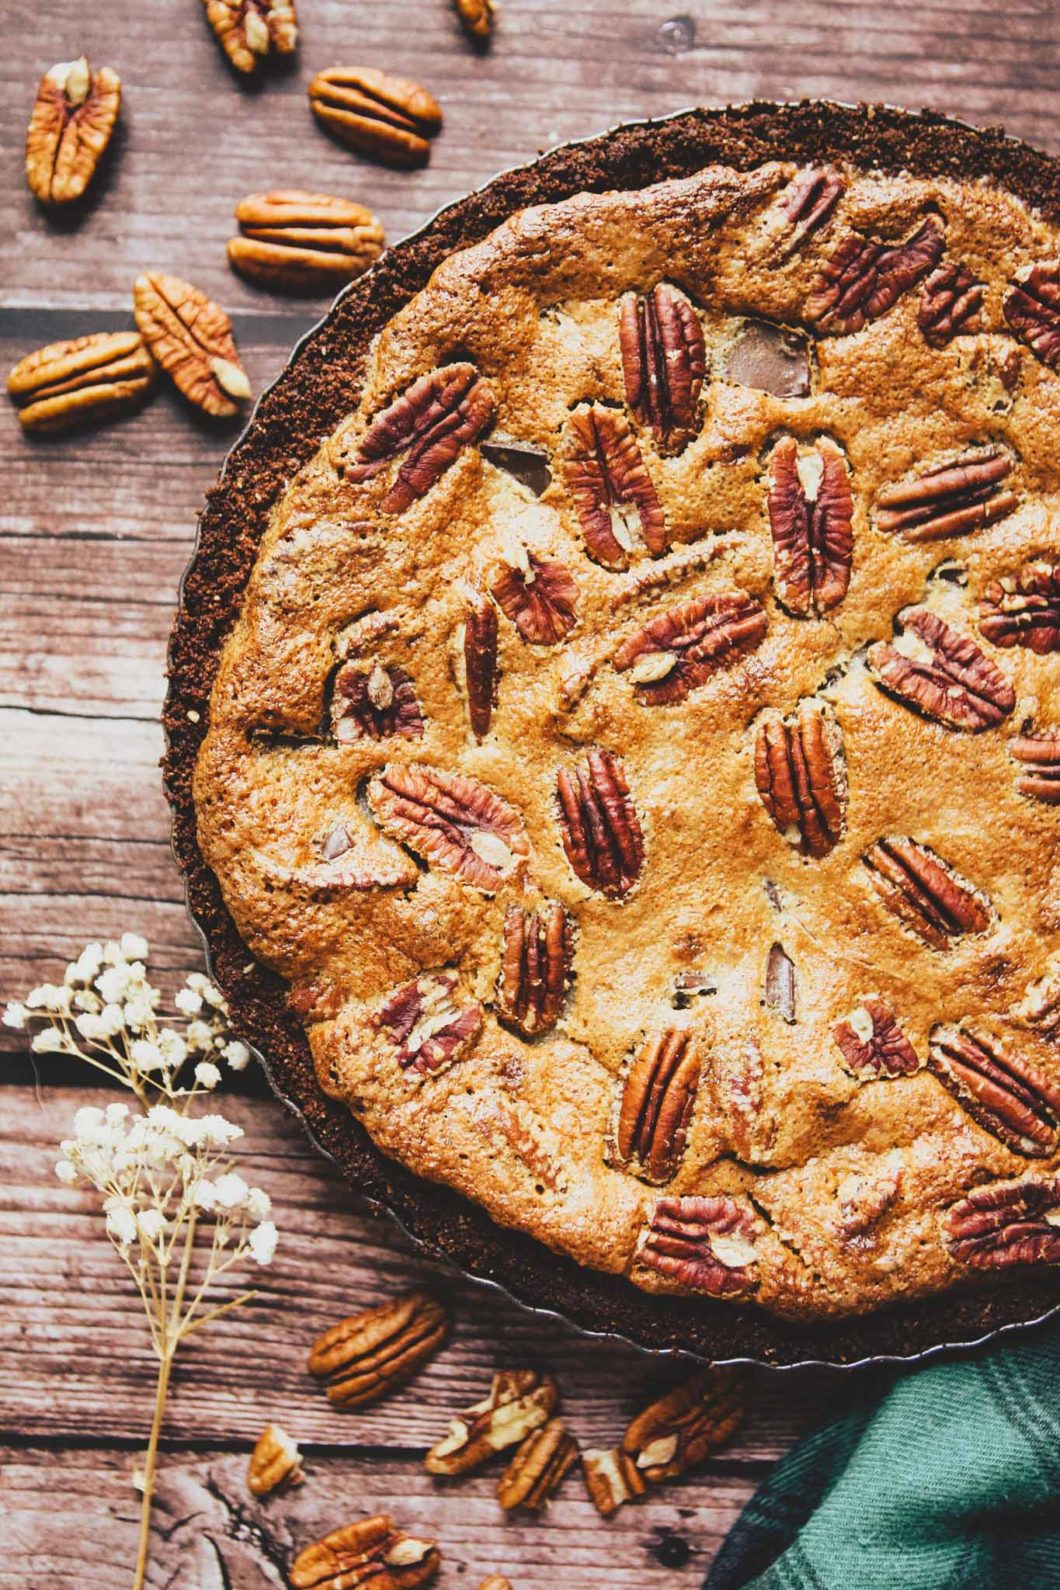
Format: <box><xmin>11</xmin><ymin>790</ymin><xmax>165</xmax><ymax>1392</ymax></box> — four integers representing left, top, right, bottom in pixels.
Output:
<box><xmin>5</xmin><ymin>934</ymin><xmax>275</xmax><ymax>1590</ymax></box>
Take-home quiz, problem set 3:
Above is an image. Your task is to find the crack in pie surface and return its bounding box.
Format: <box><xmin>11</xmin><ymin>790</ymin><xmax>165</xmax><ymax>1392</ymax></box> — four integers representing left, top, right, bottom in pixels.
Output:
<box><xmin>194</xmin><ymin>155</ymin><xmax>1060</xmax><ymax>1322</ymax></box>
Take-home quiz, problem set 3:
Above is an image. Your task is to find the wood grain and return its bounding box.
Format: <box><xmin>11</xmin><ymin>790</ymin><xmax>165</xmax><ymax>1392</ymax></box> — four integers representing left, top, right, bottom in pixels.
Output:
<box><xmin>1</xmin><ymin>0</ymin><xmax>1053</xmax><ymax>1579</ymax></box>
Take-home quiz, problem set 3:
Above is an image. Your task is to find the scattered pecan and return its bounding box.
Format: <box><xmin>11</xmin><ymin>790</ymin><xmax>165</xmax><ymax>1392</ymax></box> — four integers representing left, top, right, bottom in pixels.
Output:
<box><xmin>367</xmin><ymin>763</ymin><xmax>528</xmax><ymax>891</ymax></box>
<box><xmin>833</xmin><ymin>997</ymin><xmax>920</xmax><ymax>1078</ymax></box>
<box><xmin>7</xmin><ymin>332</ymin><xmax>155</xmax><ymax>433</ymax></box>
<box><xmin>331</xmin><ymin>661</ymin><xmax>423</xmax><ymax>742</ymax></box>
<box><xmin>345</xmin><ymin>364</ymin><xmax>496</xmax><ymax>513</ymax></box>
<box><xmin>765</xmin><ymin>943</ymin><xmax>797</xmax><ymax>1024</ymax></box>
<box><xmin>497</xmin><ymin>1417</ymin><xmax>578</xmax><ymax>1511</ymax></box>
<box><xmin>767</xmin><ymin>436</ymin><xmax>853</xmax><ymax>617</ymax></box>
<box><xmin>561</xmin><ymin>406</ymin><xmax>665</xmax><ymax>568</ymax></box>
<box><xmin>247</xmin><ymin>1422</ymin><xmax>304</xmax><ymax>1496</ymax></box>
<box><xmin>496</xmin><ymin>903</ymin><xmax>573</xmax><ymax>1038</ymax></box>
<box><xmin>619</xmin><ymin>282</ymin><xmax>706</xmax><ymax>452</ymax></box>
<box><xmin>555</xmin><ymin>749</ymin><xmax>644</xmax><ymax>900</ymax></box>
<box><xmin>288</xmin><ymin>1516</ymin><xmax>439</xmax><ymax>1590</ymax></box>
<box><xmin>308</xmin><ymin>66</ymin><xmax>442</xmax><ymax>168</ymax></box>
<box><xmin>867</xmin><ymin>607</ymin><xmax>1015</xmax><ymax>732</ymax></box>
<box><xmin>308</xmin><ymin>1292</ymin><xmax>448</xmax><ymax>1409</ymax></box>
<box><xmin>944</xmin><ymin>1175</ymin><xmax>1060</xmax><ymax>1269</ymax></box>
<box><xmin>373</xmin><ymin>973</ymin><xmax>483</xmax><ymax>1077</ymax></box>
<box><xmin>863</xmin><ymin>837</ymin><xmax>992</xmax><ymax>950</ymax></box>
<box><xmin>836</xmin><ymin>1159</ymin><xmax>902</xmax><ymax>1236</ymax></box>
<box><xmin>776</xmin><ymin>165</ymin><xmax>844</xmax><ymax>259</ymax></box>
<box><xmin>1010</xmin><ymin>731</ymin><xmax>1060</xmax><ymax>804</ymax></box>
<box><xmin>723</xmin><ymin>320</ymin><xmax>811</xmax><ymax>399</ymax></box>
<box><xmin>581</xmin><ymin>1447</ymin><xmax>646</xmax><ymax>1516</ymax></box>
<box><xmin>491</xmin><ymin>550</ymin><xmax>579</xmax><ymax>645</ymax></box>
<box><xmin>637</xmin><ymin>1196</ymin><xmax>758</xmax><ymax>1295</ymax></box>
<box><xmin>614</xmin><ymin>589</ymin><xmax>768</xmax><ymax>705</ymax></box>
<box><xmin>806</xmin><ymin>215</ymin><xmax>944</xmax><ymax>334</ymax></box>
<box><xmin>425</xmin><ymin>1370</ymin><xmax>558</xmax><ymax>1476</ymax></box>
<box><xmin>918</xmin><ymin>263</ymin><xmax>985</xmax><ymax>347</ymax></box>
<box><xmin>611</xmin><ymin>1029</ymin><xmax>701</xmax><ymax>1184</ymax></box>
<box><xmin>875</xmin><ymin>447</ymin><xmax>1016</xmax><ymax>543</ymax></box>
<box><xmin>754</xmin><ymin>699</ymin><xmax>846</xmax><ymax>857</ymax></box>
<box><xmin>929</xmin><ymin>1027</ymin><xmax>1060</xmax><ymax>1157</ymax></box>
<box><xmin>204</xmin><ymin>0</ymin><xmax>298</xmax><ymax>72</ymax></box>
<box><xmin>25</xmin><ymin>56</ymin><xmax>120</xmax><ymax>205</ymax></box>
<box><xmin>1003</xmin><ymin>262</ymin><xmax>1060</xmax><ymax>371</ymax></box>
<box><xmin>133</xmin><ymin>273</ymin><xmax>250</xmax><ymax>418</ymax></box>
<box><xmin>463</xmin><ymin>597</ymin><xmax>499</xmax><ymax>739</ymax></box>
<box><xmin>228</xmin><ymin>190</ymin><xmax>384</xmax><ymax>290</ymax></box>
<box><xmin>621</xmin><ymin>1365</ymin><xmax>747</xmax><ymax>1484</ymax></box>
<box><xmin>980</xmin><ymin>561</ymin><xmax>1060</xmax><ymax>654</ymax></box>
<box><xmin>452</xmin><ymin>0</ymin><xmax>495</xmax><ymax>42</ymax></box>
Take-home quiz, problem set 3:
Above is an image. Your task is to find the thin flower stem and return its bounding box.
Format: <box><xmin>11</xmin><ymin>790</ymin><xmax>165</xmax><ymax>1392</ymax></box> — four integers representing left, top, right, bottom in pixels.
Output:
<box><xmin>179</xmin><ymin>1290</ymin><xmax>258</xmax><ymax>1341</ymax></box>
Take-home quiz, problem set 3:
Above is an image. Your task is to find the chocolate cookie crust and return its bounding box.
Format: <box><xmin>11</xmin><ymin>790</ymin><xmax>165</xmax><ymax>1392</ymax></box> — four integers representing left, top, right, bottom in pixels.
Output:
<box><xmin>166</xmin><ymin>103</ymin><xmax>1060</xmax><ymax>1365</ymax></box>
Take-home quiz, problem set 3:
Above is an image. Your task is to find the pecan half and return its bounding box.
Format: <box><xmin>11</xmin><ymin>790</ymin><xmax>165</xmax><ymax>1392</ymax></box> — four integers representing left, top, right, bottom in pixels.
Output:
<box><xmin>25</xmin><ymin>56</ymin><xmax>120</xmax><ymax>205</ymax></box>
<box><xmin>228</xmin><ymin>191</ymin><xmax>384</xmax><ymax>290</ymax></box>
<box><xmin>373</xmin><ymin>973</ymin><xmax>483</xmax><ymax>1077</ymax></box>
<box><xmin>875</xmin><ymin>448</ymin><xmax>1016</xmax><ymax>543</ymax></box>
<box><xmin>867</xmin><ymin>607</ymin><xmax>1015</xmax><ymax>732</ymax></box>
<box><xmin>611</xmin><ymin>1029</ymin><xmax>701</xmax><ymax>1184</ymax></box>
<box><xmin>1017</xmin><ymin>963</ymin><xmax>1060</xmax><ymax>1042</ymax></box>
<box><xmin>247</xmin><ymin>1422</ymin><xmax>304</xmax><ymax>1496</ymax></box>
<box><xmin>555</xmin><ymin>749</ymin><xmax>644</xmax><ymax>899</ymax></box>
<box><xmin>776</xmin><ymin>165</ymin><xmax>844</xmax><ymax>259</ymax></box>
<box><xmin>929</xmin><ymin>1027</ymin><xmax>1060</xmax><ymax>1157</ymax></box>
<box><xmin>132</xmin><ymin>273</ymin><xmax>251</xmax><ymax>418</ymax></box>
<box><xmin>619</xmin><ymin>283</ymin><xmax>706</xmax><ymax>452</ymax></box>
<box><xmin>806</xmin><ymin>215</ymin><xmax>944</xmax><ymax>334</ymax></box>
<box><xmin>1011</xmin><ymin>731</ymin><xmax>1060</xmax><ymax>804</ymax></box>
<box><xmin>1003</xmin><ymin>262</ymin><xmax>1060</xmax><ymax>370</ymax></box>
<box><xmin>944</xmin><ymin>1176</ymin><xmax>1060</xmax><ymax>1269</ymax></box>
<box><xmin>345</xmin><ymin>364</ymin><xmax>496</xmax><ymax>513</ymax></box>
<box><xmin>582</xmin><ymin>1448</ymin><xmax>646</xmax><ymax>1516</ymax></box>
<box><xmin>767</xmin><ymin>437</ymin><xmax>853</xmax><ymax>617</ymax></box>
<box><xmin>463</xmin><ymin>597</ymin><xmax>498</xmax><ymax>739</ymax></box>
<box><xmin>496</xmin><ymin>903</ymin><xmax>573</xmax><ymax>1038</ymax></box>
<box><xmin>308</xmin><ymin>66</ymin><xmax>442</xmax><ymax>168</ymax></box>
<box><xmin>561</xmin><ymin>407</ymin><xmax>665</xmax><ymax>567</ymax></box>
<box><xmin>497</xmin><ymin>1417</ymin><xmax>578</xmax><ymax>1511</ymax></box>
<box><xmin>204</xmin><ymin>0</ymin><xmax>298</xmax><ymax>73</ymax></box>
<box><xmin>918</xmin><ymin>263</ymin><xmax>985</xmax><ymax>347</ymax></box>
<box><xmin>289</xmin><ymin>1516</ymin><xmax>439</xmax><ymax>1590</ymax></box>
<box><xmin>637</xmin><ymin>1196</ymin><xmax>758</xmax><ymax>1295</ymax></box>
<box><xmin>308</xmin><ymin>1292</ymin><xmax>448</xmax><ymax>1408</ymax></box>
<box><xmin>833</xmin><ymin>997</ymin><xmax>920</xmax><ymax>1078</ymax></box>
<box><xmin>491</xmin><ymin>551</ymin><xmax>579</xmax><ymax>645</ymax></box>
<box><xmin>452</xmin><ymin>0</ymin><xmax>495</xmax><ymax>42</ymax></box>
<box><xmin>754</xmin><ymin>699</ymin><xmax>846</xmax><ymax>857</ymax></box>
<box><xmin>863</xmin><ymin>837</ymin><xmax>992</xmax><ymax>950</ymax></box>
<box><xmin>7</xmin><ymin>332</ymin><xmax>155</xmax><ymax>433</ymax></box>
<box><xmin>765</xmin><ymin>942</ymin><xmax>797</xmax><ymax>1024</ymax></box>
<box><xmin>331</xmin><ymin>661</ymin><xmax>423</xmax><ymax>742</ymax></box>
<box><xmin>425</xmin><ymin>1370</ymin><xmax>558</xmax><ymax>1476</ymax></box>
<box><xmin>621</xmin><ymin>1366</ymin><xmax>747</xmax><ymax>1483</ymax></box>
<box><xmin>614</xmin><ymin>589</ymin><xmax>768</xmax><ymax>706</ymax></box>
<box><xmin>980</xmin><ymin>561</ymin><xmax>1060</xmax><ymax>654</ymax></box>
<box><xmin>368</xmin><ymin>764</ymin><xmax>528</xmax><ymax>891</ymax></box>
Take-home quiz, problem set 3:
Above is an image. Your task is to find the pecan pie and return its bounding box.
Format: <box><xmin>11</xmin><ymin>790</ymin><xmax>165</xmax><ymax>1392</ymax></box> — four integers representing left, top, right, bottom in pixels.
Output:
<box><xmin>169</xmin><ymin>104</ymin><xmax>1060</xmax><ymax>1362</ymax></box>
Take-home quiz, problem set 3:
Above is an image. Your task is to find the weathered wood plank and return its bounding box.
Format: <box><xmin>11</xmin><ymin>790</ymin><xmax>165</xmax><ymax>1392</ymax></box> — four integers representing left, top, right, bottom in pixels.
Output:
<box><xmin>0</xmin><ymin>1444</ymin><xmax>758</xmax><ymax>1590</ymax></box>
<box><xmin>0</xmin><ymin>1086</ymin><xmax>833</xmax><ymax>1455</ymax></box>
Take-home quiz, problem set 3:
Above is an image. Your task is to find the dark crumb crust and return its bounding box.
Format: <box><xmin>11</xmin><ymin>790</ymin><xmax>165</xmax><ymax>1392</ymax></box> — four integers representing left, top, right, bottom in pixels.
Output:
<box><xmin>165</xmin><ymin>101</ymin><xmax>1060</xmax><ymax>1366</ymax></box>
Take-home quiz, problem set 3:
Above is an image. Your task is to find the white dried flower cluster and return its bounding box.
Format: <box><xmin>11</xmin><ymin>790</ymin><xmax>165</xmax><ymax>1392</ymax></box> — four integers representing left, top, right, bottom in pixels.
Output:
<box><xmin>3</xmin><ymin>935</ymin><xmax>251</xmax><ymax>1101</ymax></box>
<box><xmin>56</xmin><ymin>1103</ymin><xmax>277</xmax><ymax>1280</ymax></box>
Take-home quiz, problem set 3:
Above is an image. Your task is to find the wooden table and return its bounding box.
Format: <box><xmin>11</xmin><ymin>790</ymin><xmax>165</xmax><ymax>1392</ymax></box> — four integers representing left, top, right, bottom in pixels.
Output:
<box><xmin>2</xmin><ymin>2</ymin><xmax>1057</xmax><ymax>1584</ymax></box>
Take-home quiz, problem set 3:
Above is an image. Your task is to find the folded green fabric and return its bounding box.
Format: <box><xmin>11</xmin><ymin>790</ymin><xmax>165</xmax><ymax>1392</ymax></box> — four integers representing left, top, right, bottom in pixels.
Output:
<box><xmin>704</xmin><ymin>1322</ymin><xmax>1060</xmax><ymax>1590</ymax></box>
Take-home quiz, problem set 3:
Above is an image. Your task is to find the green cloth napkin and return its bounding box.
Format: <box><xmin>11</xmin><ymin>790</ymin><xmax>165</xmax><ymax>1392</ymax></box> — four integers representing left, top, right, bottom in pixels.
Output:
<box><xmin>704</xmin><ymin>1322</ymin><xmax>1060</xmax><ymax>1590</ymax></box>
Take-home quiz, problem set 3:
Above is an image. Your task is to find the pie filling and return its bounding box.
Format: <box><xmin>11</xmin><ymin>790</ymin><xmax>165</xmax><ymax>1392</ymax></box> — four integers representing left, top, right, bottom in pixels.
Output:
<box><xmin>194</xmin><ymin>158</ymin><xmax>1060</xmax><ymax>1320</ymax></box>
